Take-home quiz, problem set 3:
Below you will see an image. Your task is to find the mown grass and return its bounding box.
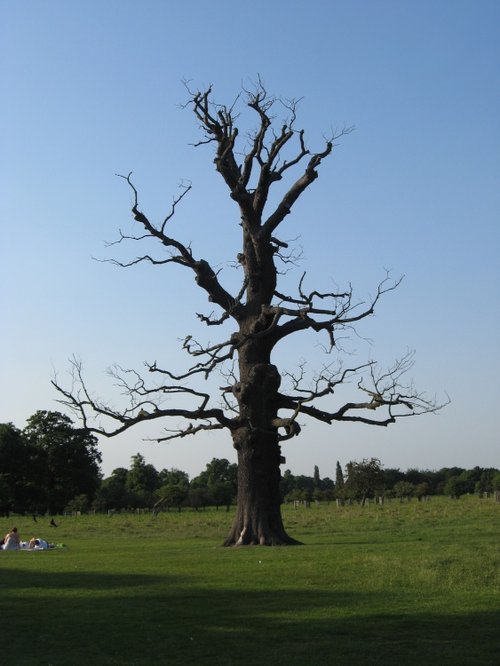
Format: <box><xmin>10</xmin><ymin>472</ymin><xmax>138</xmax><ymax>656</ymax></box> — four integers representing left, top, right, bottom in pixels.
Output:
<box><xmin>1</xmin><ymin>496</ymin><xmax>498</xmax><ymax>665</ymax></box>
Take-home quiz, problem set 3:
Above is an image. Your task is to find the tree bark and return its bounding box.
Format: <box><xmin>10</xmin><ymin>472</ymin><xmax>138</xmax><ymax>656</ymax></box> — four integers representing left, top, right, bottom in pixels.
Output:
<box><xmin>224</xmin><ymin>352</ymin><xmax>301</xmax><ymax>546</ymax></box>
<box><xmin>224</xmin><ymin>427</ymin><xmax>300</xmax><ymax>546</ymax></box>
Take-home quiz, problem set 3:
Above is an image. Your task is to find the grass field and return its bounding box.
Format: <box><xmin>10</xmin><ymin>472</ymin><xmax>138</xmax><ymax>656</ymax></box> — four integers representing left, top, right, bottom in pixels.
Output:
<box><xmin>1</xmin><ymin>496</ymin><xmax>498</xmax><ymax>665</ymax></box>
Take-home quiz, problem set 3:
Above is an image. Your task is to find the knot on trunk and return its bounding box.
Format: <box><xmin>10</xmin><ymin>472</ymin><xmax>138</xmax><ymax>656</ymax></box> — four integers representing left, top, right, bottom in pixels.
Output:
<box><xmin>248</xmin><ymin>363</ymin><xmax>281</xmax><ymax>392</ymax></box>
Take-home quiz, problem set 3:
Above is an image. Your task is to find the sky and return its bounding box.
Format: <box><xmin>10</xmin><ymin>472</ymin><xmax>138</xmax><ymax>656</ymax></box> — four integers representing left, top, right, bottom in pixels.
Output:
<box><xmin>1</xmin><ymin>0</ymin><xmax>499</xmax><ymax>479</ymax></box>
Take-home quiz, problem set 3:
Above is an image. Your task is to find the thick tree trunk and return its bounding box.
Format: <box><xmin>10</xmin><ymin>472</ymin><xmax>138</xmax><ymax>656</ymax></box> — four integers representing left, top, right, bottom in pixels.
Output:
<box><xmin>224</xmin><ymin>428</ymin><xmax>301</xmax><ymax>545</ymax></box>
<box><xmin>222</xmin><ymin>250</ymin><xmax>301</xmax><ymax>545</ymax></box>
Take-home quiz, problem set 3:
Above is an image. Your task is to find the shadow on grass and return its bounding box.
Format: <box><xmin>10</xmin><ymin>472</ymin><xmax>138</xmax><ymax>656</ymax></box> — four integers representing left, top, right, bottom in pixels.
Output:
<box><xmin>0</xmin><ymin>567</ymin><xmax>173</xmax><ymax>591</ymax></box>
<box><xmin>1</xmin><ymin>569</ymin><xmax>498</xmax><ymax>666</ymax></box>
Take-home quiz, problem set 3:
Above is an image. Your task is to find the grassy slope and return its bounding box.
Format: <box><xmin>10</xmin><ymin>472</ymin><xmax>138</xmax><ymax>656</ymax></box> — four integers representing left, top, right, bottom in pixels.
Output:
<box><xmin>1</xmin><ymin>497</ymin><xmax>498</xmax><ymax>665</ymax></box>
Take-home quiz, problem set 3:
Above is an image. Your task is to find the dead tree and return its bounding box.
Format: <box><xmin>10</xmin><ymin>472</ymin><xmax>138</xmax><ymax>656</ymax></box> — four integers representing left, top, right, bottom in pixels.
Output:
<box><xmin>53</xmin><ymin>82</ymin><xmax>445</xmax><ymax>545</ymax></box>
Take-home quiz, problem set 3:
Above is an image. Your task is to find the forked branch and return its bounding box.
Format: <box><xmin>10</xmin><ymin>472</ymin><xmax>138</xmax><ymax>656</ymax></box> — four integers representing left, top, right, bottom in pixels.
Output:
<box><xmin>52</xmin><ymin>357</ymin><xmax>235</xmax><ymax>439</ymax></box>
<box><xmin>276</xmin><ymin>351</ymin><xmax>448</xmax><ymax>432</ymax></box>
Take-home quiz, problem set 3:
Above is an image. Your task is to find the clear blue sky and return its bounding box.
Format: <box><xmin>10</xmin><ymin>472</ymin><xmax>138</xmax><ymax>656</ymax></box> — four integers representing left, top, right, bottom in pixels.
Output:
<box><xmin>2</xmin><ymin>0</ymin><xmax>499</xmax><ymax>478</ymax></box>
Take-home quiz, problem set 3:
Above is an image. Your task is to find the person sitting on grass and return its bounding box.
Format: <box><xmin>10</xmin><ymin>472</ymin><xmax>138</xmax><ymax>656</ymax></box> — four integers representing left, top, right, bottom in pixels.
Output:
<box><xmin>28</xmin><ymin>537</ymin><xmax>50</xmax><ymax>550</ymax></box>
<box><xmin>2</xmin><ymin>527</ymin><xmax>20</xmax><ymax>550</ymax></box>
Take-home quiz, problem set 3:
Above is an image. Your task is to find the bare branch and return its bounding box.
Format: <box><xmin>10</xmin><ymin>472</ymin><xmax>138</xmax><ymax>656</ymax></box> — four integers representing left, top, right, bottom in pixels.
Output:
<box><xmin>52</xmin><ymin>357</ymin><xmax>235</xmax><ymax>439</ymax></box>
<box><xmin>112</xmin><ymin>172</ymin><xmax>243</xmax><ymax>321</ymax></box>
<box><xmin>152</xmin><ymin>421</ymin><xmax>226</xmax><ymax>443</ymax></box>
<box><xmin>276</xmin><ymin>352</ymin><xmax>448</xmax><ymax>431</ymax></box>
<box><xmin>197</xmin><ymin>277</ymin><xmax>248</xmax><ymax>326</ymax></box>
<box><xmin>267</xmin><ymin>273</ymin><xmax>403</xmax><ymax>351</ymax></box>
<box><xmin>147</xmin><ymin>334</ymin><xmax>238</xmax><ymax>381</ymax></box>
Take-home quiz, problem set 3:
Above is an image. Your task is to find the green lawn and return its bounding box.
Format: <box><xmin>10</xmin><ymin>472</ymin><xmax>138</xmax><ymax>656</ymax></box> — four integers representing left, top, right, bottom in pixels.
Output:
<box><xmin>1</xmin><ymin>497</ymin><xmax>498</xmax><ymax>665</ymax></box>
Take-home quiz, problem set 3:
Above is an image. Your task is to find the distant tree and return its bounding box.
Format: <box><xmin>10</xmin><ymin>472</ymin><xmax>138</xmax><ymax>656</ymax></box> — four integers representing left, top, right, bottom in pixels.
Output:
<box><xmin>415</xmin><ymin>470</ymin><xmax>442</xmax><ymax>495</ymax></box>
<box><xmin>414</xmin><ymin>482</ymin><xmax>430</xmax><ymax>501</ymax></box>
<box><xmin>156</xmin><ymin>483</ymin><xmax>188</xmax><ymax>512</ymax></box>
<box><xmin>187</xmin><ymin>486</ymin><xmax>209</xmax><ymax>511</ymax></box>
<box><xmin>23</xmin><ymin>411</ymin><xmax>102</xmax><ymax>514</ymax></box>
<box><xmin>126</xmin><ymin>453</ymin><xmax>160</xmax><ymax>507</ymax></box>
<box><xmin>0</xmin><ymin>423</ymin><xmax>25</xmax><ymax>515</ymax></box>
<box><xmin>454</xmin><ymin>470</ymin><xmax>476</xmax><ymax>495</ymax></box>
<box><xmin>65</xmin><ymin>494</ymin><xmax>90</xmax><ymax>514</ymax></box>
<box><xmin>393</xmin><ymin>480</ymin><xmax>415</xmax><ymax>502</ymax></box>
<box><xmin>190</xmin><ymin>458</ymin><xmax>237</xmax><ymax>509</ymax></box>
<box><xmin>0</xmin><ymin>423</ymin><xmax>46</xmax><ymax>514</ymax></box>
<box><xmin>312</xmin><ymin>487</ymin><xmax>333</xmax><ymax>503</ymax></box>
<box><xmin>280</xmin><ymin>469</ymin><xmax>296</xmax><ymax>499</ymax></box>
<box><xmin>0</xmin><ymin>473</ymin><xmax>11</xmax><ymax>517</ymax></box>
<box><xmin>297</xmin><ymin>475</ymin><xmax>316</xmax><ymax>493</ymax></box>
<box><xmin>320</xmin><ymin>476</ymin><xmax>335</xmax><ymax>492</ymax></box>
<box><xmin>285</xmin><ymin>488</ymin><xmax>311</xmax><ymax>503</ymax></box>
<box><xmin>153</xmin><ymin>466</ymin><xmax>190</xmax><ymax>512</ymax></box>
<box><xmin>208</xmin><ymin>481</ymin><xmax>234</xmax><ymax>511</ymax></box>
<box><xmin>441</xmin><ymin>467</ymin><xmax>466</xmax><ymax>481</ymax></box>
<box><xmin>335</xmin><ymin>461</ymin><xmax>345</xmax><ymax>499</ymax></box>
<box><xmin>475</xmin><ymin>469</ymin><xmax>497</xmax><ymax>495</ymax></box>
<box><xmin>405</xmin><ymin>468</ymin><xmax>429</xmax><ymax>486</ymax></box>
<box><xmin>313</xmin><ymin>465</ymin><xmax>320</xmax><ymax>489</ymax></box>
<box><xmin>382</xmin><ymin>468</ymin><xmax>406</xmax><ymax>492</ymax></box>
<box><xmin>95</xmin><ymin>467</ymin><xmax>130</xmax><ymax>511</ymax></box>
<box><xmin>345</xmin><ymin>458</ymin><xmax>384</xmax><ymax>506</ymax></box>
<box><xmin>444</xmin><ymin>476</ymin><xmax>470</xmax><ymax>499</ymax></box>
<box><xmin>53</xmin><ymin>81</ymin><xmax>444</xmax><ymax>545</ymax></box>
<box><xmin>159</xmin><ymin>467</ymin><xmax>190</xmax><ymax>487</ymax></box>
<box><xmin>205</xmin><ymin>458</ymin><xmax>237</xmax><ymax>491</ymax></box>
<box><xmin>466</xmin><ymin>466</ymin><xmax>485</xmax><ymax>486</ymax></box>
<box><xmin>128</xmin><ymin>453</ymin><xmax>159</xmax><ymax>489</ymax></box>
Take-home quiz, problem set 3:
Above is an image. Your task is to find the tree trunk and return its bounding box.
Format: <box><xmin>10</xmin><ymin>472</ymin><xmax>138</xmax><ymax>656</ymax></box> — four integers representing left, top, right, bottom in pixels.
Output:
<box><xmin>222</xmin><ymin>278</ymin><xmax>301</xmax><ymax>545</ymax></box>
<box><xmin>224</xmin><ymin>428</ymin><xmax>300</xmax><ymax>546</ymax></box>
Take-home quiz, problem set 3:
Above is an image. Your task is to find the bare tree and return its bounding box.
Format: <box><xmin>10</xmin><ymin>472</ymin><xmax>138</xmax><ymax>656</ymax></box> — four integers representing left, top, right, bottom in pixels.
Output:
<box><xmin>53</xmin><ymin>81</ymin><xmax>446</xmax><ymax>545</ymax></box>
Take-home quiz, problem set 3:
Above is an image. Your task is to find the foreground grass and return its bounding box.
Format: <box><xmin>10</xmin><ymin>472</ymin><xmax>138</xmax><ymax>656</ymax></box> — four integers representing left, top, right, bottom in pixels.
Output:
<box><xmin>1</xmin><ymin>497</ymin><xmax>498</xmax><ymax>665</ymax></box>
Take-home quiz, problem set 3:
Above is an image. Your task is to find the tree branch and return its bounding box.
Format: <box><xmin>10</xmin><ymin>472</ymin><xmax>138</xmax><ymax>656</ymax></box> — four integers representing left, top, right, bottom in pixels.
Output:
<box><xmin>276</xmin><ymin>352</ymin><xmax>449</xmax><ymax>433</ymax></box>
<box><xmin>52</xmin><ymin>358</ymin><xmax>236</xmax><ymax>439</ymax></box>
<box><xmin>114</xmin><ymin>172</ymin><xmax>243</xmax><ymax>321</ymax></box>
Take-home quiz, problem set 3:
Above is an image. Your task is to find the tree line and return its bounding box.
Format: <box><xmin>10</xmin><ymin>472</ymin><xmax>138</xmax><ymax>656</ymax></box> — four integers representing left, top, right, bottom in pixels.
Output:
<box><xmin>283</xmin><ymin>459</ymin><xmax>500</xmax><ymax>505</ymax></box>
<box><xmin>1</xmin><ymin>411</ymin><xmax>498</xmax><ymax>516</ymax></box>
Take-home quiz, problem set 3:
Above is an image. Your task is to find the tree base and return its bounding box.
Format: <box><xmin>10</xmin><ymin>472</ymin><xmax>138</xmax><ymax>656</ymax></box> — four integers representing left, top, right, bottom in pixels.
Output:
<box><xmin>223</xmin><ymin>516</ymin><xmax>303</xmax><ymax>546</ymax></box>
<box><xmin>223</xmin><ymin>535</ymin><xmax>303</xmax><ymax>547</ymax></box>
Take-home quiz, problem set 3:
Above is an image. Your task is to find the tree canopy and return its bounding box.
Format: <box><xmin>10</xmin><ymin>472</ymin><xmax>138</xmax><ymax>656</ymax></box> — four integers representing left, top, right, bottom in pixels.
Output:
<box><xmin>0</xmin><ymin>411</ymin><xmax>102</xmax><ymax>516</ymax></box>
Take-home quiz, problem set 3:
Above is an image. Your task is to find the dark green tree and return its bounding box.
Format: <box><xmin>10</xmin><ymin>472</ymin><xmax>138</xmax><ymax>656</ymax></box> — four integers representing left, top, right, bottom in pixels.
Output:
<box><xmin>280</xmin><ymin>469</ymin><xmax>296</xmax><ymax>499</ymax></box>
<box><xmin>208</xmin><ymin>481</ymin><xmax>234</xmax><ymax>511</ymax></box>
<box><xmin>23</xmin><ymin>411</ymin><xmax>102</xmax><ymax>514</ymax></box>
<box><xmin>0</xmin><ymin>423</ymin><xmax>25</xmax><ymax>515</ymax></box>
<box><xmin>126</xmin><ymin>453</ymin><xmax>160</xmax><ymax>507</ymax></box>
<box><xmin>187</xmin><ymin>486</ymin><xmax>209</xmax><ymax>511</ymax></box>
<box><xmin>444</xmin><ymin>476</ymin><xmax>471</xmax><ymax>499</ymax></box>
<box><xmin>65</xmin><ymin>494</ymin><xmax>90</xmax><ymax>514</ymax></box>
<box><xmin>95</xmin><ymin>467</ymin><xmax>131</xmax><ymax>511</ymax></box>
<box><xmin>154</xmin><ymin>467</ymin><xmax>190</xmax><ymax>512</ymax></box>
<box><xmin>335</xmin><ymin>461</ymin><xmax>345</xmax><ymax>499</ymax></box>
<box><xmin>204</xmin><ymin>458</ymin><xmax>236</xmax><ymax>490</ymax></box>
<box><xmin>345</xmin><ymin>458</ymin><xmax>384</xmax><ymax>507</ymax></box>
<box><xmin>159</xmin><ymin>467</ymin><xmax>190</xmax><ymax>487</ymax></box>
<box><xmin>383</xmin><ymin>468</ymin><xmax>406</xmax><ymax>491</ymax></box>
<box><xmin>393</xmin><ymin>480</ymin><xmax>415</xmax><ymax>502</ymax></box>
<box><xmin>413</xmin><ymin>482</ymin><xmax>430</xmax><ymax>500</ymax></box>
<box><xmin>190</xmin><ymin>458</ymin><xmax>237</xmax><ymax>510</ymax></box>
<box><xmin>156</xmin><ymin>483</ymin><xmax>188</xmax><ymax>512</ymax></box>
<box><xmin>313</xmin><ymin>465</ymin><xmax>320</xmax><ymax>489</ymax></box>
<box><xmin>475</xmin><ymin>469</ymin><xmax>498</xmax><ymax>495</ymax></box>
